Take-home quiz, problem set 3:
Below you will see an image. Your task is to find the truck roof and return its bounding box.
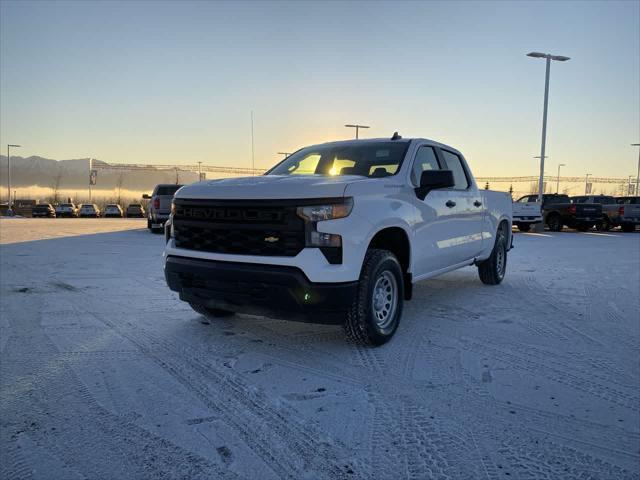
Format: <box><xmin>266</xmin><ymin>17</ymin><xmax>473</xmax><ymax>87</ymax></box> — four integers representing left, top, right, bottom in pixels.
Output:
<box><xmin>304</xmin><ymin>137</ymin><xmax>463</xmax><ymax>156</ymax></box>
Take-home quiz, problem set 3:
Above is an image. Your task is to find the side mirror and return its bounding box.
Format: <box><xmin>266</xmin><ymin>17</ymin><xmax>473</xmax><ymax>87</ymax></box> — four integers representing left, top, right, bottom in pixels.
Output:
<box><xmin>142</xmin><ymin>194</ymin><xmax>150</xmax><ymax>200</ymax></box>
<box><xmin>415</xmin><ymin>170</ymin><xmax>455</xmax><ymax>200</ymax></box>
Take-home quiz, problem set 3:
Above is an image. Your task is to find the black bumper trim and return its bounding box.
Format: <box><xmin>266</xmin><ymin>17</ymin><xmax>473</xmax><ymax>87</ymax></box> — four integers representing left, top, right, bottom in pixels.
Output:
<box><xmin>165</xmin><ymin>256</ymin><xmax>357</xmax><ymax>324</ymax></box>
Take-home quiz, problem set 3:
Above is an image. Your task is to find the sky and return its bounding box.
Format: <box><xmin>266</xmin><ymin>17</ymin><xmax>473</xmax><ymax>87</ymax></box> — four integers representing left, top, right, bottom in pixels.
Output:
<box><xmin>1</xmin><ymin>0</ymin><xmax>638</xmax><ymax>178</ymax></box>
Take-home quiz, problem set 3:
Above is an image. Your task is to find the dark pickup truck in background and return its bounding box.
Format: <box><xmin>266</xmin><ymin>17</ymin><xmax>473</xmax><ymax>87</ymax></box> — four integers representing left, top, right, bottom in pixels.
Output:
<box><xmin>521</xmin><ymin>194</ymin><xmax>602</xmax><ymax>231</ymax></box>
<box><xmin>570</xmin><ymin>195</ymin><xmax>640</xmax><ymax>232</ymax></box>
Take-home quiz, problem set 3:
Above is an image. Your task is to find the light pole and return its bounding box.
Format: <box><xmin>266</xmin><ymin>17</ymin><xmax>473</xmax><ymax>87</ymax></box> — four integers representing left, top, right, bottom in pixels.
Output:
<box><xmin>534</xmin><ymin>155</ymin><xmax>548</xmax><ymax>194</ymax></box>
<box><xmin>197</xmin><ymin>161</ymin><xmax>202</xmax><ymax>181</ymax></box>
<box><xmin>628</xmin><ymin>175</ymin><xmax>634</xmax><ymax>196</ymax></box>
<box><xmin>556</xmin><ymin>163</ymin><xmax>566</xmax><ymax>193</ymax></box>
<box><xmin>632</xmin><ymin>144</ymin><xmax>639</xmax><ymax>195</ymax></box>
<box><xmin>6</xmin><ymin>144</ymin><xmax>21</xmax><ymax>214</ymax></box>
<box><xmin>527</xmin><ymin>52</ymin><xmax>570</xmax><ymax>205</ymax></box>
<box><xmin>585</xmin><ymin>173</ymin><xmax>591</xmax><ymax>195</ymax></box>
<box><xmin>345</xmin><ymin>124</ymin><xmax>370</xmax><ymax>139</ymax></box>
<box><xmin>251</xmin><ymin>111</ymin><xmax>255</xmax><ymax>175</ymax></box>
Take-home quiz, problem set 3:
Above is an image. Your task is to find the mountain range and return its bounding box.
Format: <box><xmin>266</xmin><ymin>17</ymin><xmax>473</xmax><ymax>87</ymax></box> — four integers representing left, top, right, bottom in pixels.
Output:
<box><xmin>0</xmin><ymin>156</ymin><xmax>199</xmax><ymax>193</ymax></box>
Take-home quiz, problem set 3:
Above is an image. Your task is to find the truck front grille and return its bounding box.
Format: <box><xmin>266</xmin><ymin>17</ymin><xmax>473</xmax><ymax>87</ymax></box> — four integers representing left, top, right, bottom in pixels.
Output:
<box><xmin>172</xmin><ymin>199</ymin><xmax>306</xmax><ymax>257</ymax></box>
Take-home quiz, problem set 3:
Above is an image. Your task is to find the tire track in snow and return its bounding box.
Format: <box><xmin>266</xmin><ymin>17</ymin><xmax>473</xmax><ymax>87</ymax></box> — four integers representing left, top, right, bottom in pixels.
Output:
<box><xmin>84</xmin><ymin>304</ymin><xmax>363</xmax><ymax>480</ymax></box>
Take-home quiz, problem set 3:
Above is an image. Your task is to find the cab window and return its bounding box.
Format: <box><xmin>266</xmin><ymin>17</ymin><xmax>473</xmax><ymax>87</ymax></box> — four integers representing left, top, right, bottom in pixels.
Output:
<box><xmin>411</xmin><ymin>146</ymin><xmax>440</xmax><ymax>185</ymax></box>
<box><xmin>440</xmin><ymin>150</ymin><xmax>469</xmax><ymax>189</ymax></box>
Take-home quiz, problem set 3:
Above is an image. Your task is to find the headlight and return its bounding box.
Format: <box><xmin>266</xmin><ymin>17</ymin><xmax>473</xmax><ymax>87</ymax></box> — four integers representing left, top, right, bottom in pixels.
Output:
<box><xmin>296</xmin><ymin>198</ymin><xmax>353</xmax><ymax>222</ymax></box>
<box><xmin>165</xmin><ymin>216</ymin><xmax>174</xmax><ymax>243</ymax></box>
<box><xmin>297</xmin><ymin>198</ymin><xmax>352</xmax><ymax>250</ymax></box>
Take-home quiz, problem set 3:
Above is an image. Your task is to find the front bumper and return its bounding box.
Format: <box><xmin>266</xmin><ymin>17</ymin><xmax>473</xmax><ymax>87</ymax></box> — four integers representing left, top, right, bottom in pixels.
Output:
<box><xmin>165</xmin><ymin>256</ymin><xmax>357</xmax><ymax>324</ymax></box>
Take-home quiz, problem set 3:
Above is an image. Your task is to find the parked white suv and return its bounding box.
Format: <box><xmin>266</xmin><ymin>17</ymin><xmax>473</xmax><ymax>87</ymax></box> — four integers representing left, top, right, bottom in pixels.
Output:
<box><xmin>164</xmin><ymin>136</ymin><xmax>512</xmax><ymax>345</ymax></box>
<box><xmin>55</xmin><ymin>203</ymin><xmax>78</xmax><ymax>217</ymax></box>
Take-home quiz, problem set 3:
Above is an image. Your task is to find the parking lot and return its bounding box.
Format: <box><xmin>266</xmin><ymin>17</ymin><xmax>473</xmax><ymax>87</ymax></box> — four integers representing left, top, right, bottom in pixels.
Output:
<box><xmin>1</xmin><ymin>218</ymin><xmax>639</xmax><ymax>479</ymax></box>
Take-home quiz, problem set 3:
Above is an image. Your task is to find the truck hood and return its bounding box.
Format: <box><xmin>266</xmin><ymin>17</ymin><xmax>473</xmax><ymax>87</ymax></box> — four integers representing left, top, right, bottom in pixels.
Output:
<box><xmin>175</xmin><ymin>175</ymin><xmax>365</xmax><ymax>200</ymax></box>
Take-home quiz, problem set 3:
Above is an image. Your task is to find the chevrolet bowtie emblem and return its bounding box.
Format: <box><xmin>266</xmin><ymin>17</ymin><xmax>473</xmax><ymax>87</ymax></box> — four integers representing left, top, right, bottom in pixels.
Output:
<box><xmin>264</xmin><ymin>236</ymin><xmax>279</xmax><ymax>243</ymax></box>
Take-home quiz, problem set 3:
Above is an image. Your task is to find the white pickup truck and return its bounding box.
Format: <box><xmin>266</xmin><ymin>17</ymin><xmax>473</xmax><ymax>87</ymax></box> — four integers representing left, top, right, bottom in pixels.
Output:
<box><xmin>513</xmin><ymin>195</ymin><xmax>543</xmax><ymax>232</ymax></box>
<box><xmin>164</xmin><ymin>135</ymin><xmax>513</xmax><ymax>345</ymax></box>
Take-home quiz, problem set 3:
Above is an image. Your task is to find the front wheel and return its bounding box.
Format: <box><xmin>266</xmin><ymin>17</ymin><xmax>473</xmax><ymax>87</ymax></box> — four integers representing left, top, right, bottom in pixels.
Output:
<box><xmin>345</xmin><ymin>249</ymin><xmax>404</xmax><ymax>346</ymax></box>
<box><xmin>575</xmin><ymin>223</ymin><xmax>590</xmax><ymax>232</ymax></box>
<box><xmin>516</xmin><ymin>223</ymin><xmax>531</xmax><ymax>232</ymax></box>
<box><xmin>478</xmin><ymin>227</ymin><xmax>507</xmax><ymax>285</ymax></box>
<box><xmin>621</xmin><ymin>224</ymin><xmax>636</xmax><ymax>233</ymax></box>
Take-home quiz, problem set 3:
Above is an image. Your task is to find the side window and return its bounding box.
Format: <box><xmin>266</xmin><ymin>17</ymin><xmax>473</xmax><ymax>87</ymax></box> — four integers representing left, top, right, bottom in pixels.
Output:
<box><xmin>410</xmin><ymin>146</ymin><xmax>440</xmax><ymax>185</ymax></box>
<box><xmin>440</xmin><ymin>150</ymin><xmax>470</xmax><ymax>189</ymax></box>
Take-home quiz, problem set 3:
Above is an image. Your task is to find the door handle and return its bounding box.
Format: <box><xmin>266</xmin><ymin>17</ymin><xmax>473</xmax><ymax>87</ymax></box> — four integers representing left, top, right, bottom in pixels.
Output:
<box><xmin>474</xmin><ymin>201</ymin><xmax>482</xmax><ymax>207</ymax></box>
<box><xmin>446</xmin><ymin>200</ymin><xmax>456</xmax><ymax>208</ymax></box>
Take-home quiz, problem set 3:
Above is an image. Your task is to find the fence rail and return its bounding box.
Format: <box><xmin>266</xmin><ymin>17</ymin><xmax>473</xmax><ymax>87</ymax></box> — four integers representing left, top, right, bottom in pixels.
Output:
<box><xmin>92</xmin><ymin>161</ymin><xmax>639</xmax><ymax>187</ymax></box>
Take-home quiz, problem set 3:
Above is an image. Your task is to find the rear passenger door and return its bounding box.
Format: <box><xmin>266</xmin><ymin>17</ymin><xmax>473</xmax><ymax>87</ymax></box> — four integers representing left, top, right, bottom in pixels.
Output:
<box><xmin>410</xmin><ymin>145</ymin><xmax>470</xmax><ymax>276</ymax></box>
<box><xmin>438</xmin><ymin>149</ymin><xmax>484</xmax><ymax>262</ymax></box>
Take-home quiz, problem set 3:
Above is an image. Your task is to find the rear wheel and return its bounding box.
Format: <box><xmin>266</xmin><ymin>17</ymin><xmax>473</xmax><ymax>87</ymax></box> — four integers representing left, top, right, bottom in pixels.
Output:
<box><xmin>546</xmin><ymin>214</ymin><xmax>563</xmax><ymax>232</ymax></box>
<box><xmin>576</xmin><ymin>223</ymin><xmax>590</xmax><ymax>232</ymax></box>
<box><xmin>597</xmin><ymin>216</ymin><xmax>611</xmax><ymax>231</ymax></box>
<box><xmin>516</xmin><ymin>223</ymin><xmax>531</xmax><ymax>232</ymax></box>
<box><xmin>621</xmin><ymin>224</ymin><xmax>636</xmax><ymax>233</ymax></box>
<box><xmin>478</xmin><ymin>226</ymin><xmax>507</xmax><ymax>285</ymax></box>
<box><xmin>189</xmin><ymin>303</ymin><xmax>235</xmax><ymax>323</ymax></box>
<box><xmin>345</xmin><ymin>249</ymin><xmax>404</xmax><ymax>346</ymax></box>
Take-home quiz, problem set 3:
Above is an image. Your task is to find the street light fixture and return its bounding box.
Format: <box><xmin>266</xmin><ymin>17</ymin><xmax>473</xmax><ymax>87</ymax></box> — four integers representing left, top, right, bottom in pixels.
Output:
<box><xmin>6</xmin><ymin>144</ymin><xmax>21</xmax><ymax>215</ymax></box>
<box><xmin>527</xmin><ymin>52</ymin><xmax>570</xmax><ymax>206</ymax></box>
<box><xmin>556</xmin><ymin>163</ymin><xmax>566</xmax><ymax>193</ymax></box>
<box><xmin>345</xmin><ymin>124</ymin><xmax>370</xmax><ymax>139</ymax></box>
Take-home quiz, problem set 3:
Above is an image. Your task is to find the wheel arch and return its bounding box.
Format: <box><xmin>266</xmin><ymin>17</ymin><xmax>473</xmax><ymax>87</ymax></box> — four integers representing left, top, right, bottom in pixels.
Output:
<box><xmin>366</xmin><ymin>226</ymin><xmax>413</xmax><ymax>300</ymax></box>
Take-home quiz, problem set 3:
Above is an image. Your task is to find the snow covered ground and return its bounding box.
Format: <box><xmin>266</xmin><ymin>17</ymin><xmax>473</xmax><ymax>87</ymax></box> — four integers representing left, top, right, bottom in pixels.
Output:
<box><xmin>1</xmin><ymin>219</ymin><xmax>639</xmax><ymax>479</ymax></box>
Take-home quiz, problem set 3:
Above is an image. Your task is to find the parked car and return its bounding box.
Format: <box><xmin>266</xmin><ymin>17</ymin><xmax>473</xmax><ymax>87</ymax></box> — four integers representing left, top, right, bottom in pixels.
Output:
<box><xmin>78</xmin><ymin>204</ymin><xmax>101</xmax><ymax>218</ymax></box>
<box><xmin>614</xmin><ymin>196</ymin><xmax>640</xmax><ymax>232</ymax></box>
<box><xmin>143</xmin><ymin>184</ymin><xmax>183</xmax><ymax>232</ymax></box>
<box><xmin>513</xmin><ymin>196</ymin><xmax>543</xmax><ymax>232</ymax></box>
<box><xmin>569</xmin><ymin>195</ymin><xmax>619</xmax><ymax>231</ymax></box>
<box><xmin>517</xmin><ymin>194</ymin><xmax>602</xmax><ymax>231</ymax></box>
<box><xmin>32</xmin><ymin>204</ymin><xmax>56</xmax><ymax>218</ymax></box>
<box><xmin>103</xmin><ymin>204</ymin><xmax>124</xmax><ymax>218</ymax></box>
<box><xmin>125</xmin><ymin>203</ymin><xmax>145</xmax><ymax>218</ymax></box>
<box><xmin>164</xmin><ymin>135</ymin><xmax>513</xmax><ymax>345</ymax></box>
<box><xmin>55</xmin><ymin>203</ymin><xmax>78</xmax><ymax>217</ymax></box>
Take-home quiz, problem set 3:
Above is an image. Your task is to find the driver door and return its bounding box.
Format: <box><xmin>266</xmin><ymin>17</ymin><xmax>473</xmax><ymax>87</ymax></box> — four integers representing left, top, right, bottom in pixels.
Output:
<box><xmin>410</xmin><ymin>145</ymin><xmax>467</xmax><ymax>277</ymax></box>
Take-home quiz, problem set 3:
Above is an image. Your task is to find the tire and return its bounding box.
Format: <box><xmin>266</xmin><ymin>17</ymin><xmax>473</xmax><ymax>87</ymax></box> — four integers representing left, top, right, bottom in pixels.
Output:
<box><xmin>598</xmin><ymin>216</ymin><xmax>611</xmax><ymax>231</ymax></box>
<box><xmin>345</xmin><ymin>249</ymin><xmax>404</xmax><ymax>346</ymax></box>
<box><xmin>147</xmin><ymin>217</ymin><xmax>152</xmax><ymax>230</ymax></box>
<box><xmin>517</xmin><ymin>223</ymin><xmax>531</xmax><ymax>232</ymax></box>
<box><xmin>546</xmin><ymin>214</ymin><xmax>562</xmax><ymax>232</ymax></box>
<box><xmin>621</xmin><ymin>224</ymin><xmax>636</xmax><ymax>233</ymax></box>
<box><xmin>189</xmin><ymin>303</ymin><xmax>235</xmax><ymax>323</ymax></box>
<box><xmin>576</xmin><ymin>223</ymin><xmax>590</xmax><ymax>232</ymax></box>
<box><xmin>478</xmin><ymin>226</ymin><xmax>507</xmax><ymax>285</ymax></box>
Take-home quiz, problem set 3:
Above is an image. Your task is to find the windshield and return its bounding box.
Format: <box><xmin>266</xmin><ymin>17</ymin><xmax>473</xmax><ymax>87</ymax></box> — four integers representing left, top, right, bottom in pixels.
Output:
<box><xmin>156</xmin><ymin>185</ymin><xmax>183</xmax><ymax>195</ymax></box>
<box><xmin>267</xmin><ymin>141</ymin><xmax>410</xmax><ymax>177</ymax></box>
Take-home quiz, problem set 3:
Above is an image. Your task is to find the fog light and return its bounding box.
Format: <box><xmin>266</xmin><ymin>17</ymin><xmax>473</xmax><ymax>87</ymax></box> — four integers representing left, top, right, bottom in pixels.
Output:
<box><xmin>309</xmin><ymin>231</ymin><xmax>342</xmax><ymax>247</ymax></box>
